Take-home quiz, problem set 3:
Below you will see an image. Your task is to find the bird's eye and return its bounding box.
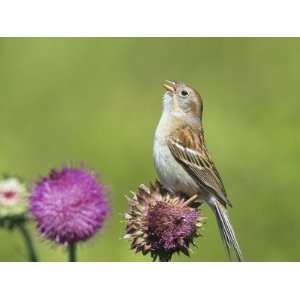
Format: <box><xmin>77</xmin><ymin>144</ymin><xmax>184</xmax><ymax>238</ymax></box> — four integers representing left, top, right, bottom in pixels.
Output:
<box><xmin>180</xmin><ymin>90</ymin><xmax>189</xmax><ymax>97</ymax></box>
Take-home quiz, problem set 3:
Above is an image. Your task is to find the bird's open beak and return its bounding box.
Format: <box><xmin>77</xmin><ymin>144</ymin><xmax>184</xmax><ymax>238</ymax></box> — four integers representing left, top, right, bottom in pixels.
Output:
<box><xmin>162</xmin><ymin>80</ymin><xmax>176</xmax><ymax>93</ymax></box>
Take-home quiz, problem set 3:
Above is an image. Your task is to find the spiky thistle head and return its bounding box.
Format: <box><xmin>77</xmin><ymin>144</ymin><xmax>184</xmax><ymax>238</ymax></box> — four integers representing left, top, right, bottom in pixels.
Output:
<box><xmin>124</xmin><ymin>182</ymin><xmax>204</xmax><ymax>262</ymax></box>
<box><xmin>30</xmin><ymin>166</ymin><xmax>109</xmax><ymax>245</ymax></box>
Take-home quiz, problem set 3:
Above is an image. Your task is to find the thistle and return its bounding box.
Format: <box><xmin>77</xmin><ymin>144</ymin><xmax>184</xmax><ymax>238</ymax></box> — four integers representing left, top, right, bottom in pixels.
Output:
<box><xmin>0</xmin><ymin>176</ymin><xmax>28</xmax><ymax>227</ymax></box>
<box><xmin>30</xmin><ymin>166</ymin><xmax>109</xmax><ymax>262</ymax></box>
<box><xmin>125</xmin><ymin>182</ymin><xmax>204</xmax><ymax>262</ymax></box>
<box><xmin>0</xmin><ymin>175</ymin><xmax>38</xmax><ymax>261</ymax></box>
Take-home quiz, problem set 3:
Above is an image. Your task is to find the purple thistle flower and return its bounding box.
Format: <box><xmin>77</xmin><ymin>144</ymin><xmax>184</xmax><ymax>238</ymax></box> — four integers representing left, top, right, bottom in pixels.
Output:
<box><xmin>147</xmin><ymin>201</ymin><xmax>199</xmax><ymax>252</ymax></box>
<box><xmin>30</xmin><ymin>167</ymin><xmax>108</xmax><ymax>245</ymax></box>
<box><xmin>125</xmin><ymin>182</ymin><xmax>204</xmax><ymax>262</ymax></box>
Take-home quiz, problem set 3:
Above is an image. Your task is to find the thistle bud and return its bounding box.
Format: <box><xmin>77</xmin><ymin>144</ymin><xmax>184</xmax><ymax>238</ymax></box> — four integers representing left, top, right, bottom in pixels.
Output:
<box><xmin>0</xmin><ymin>176</ymin><xmax>28</xmax><ymax>228</ymax></box>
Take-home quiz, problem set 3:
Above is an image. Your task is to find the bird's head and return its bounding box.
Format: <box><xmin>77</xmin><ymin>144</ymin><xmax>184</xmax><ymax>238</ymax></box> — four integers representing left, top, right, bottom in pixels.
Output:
<box><xmin>162</xmin><ymin>80</ymin><xmax>203</xmax><ymax>124</ymax></box>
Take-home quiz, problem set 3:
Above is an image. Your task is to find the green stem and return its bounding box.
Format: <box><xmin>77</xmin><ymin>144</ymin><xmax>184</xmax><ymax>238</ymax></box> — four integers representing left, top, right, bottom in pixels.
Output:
<box><xmin>18</xmin><ymin>223</ymin><xmax>38</xmax><ymax>262</ymax></box>
<box><xmin>68</xmin><ymin>243</ymin><xmax>77</xmax><ymax>262</ymax></box>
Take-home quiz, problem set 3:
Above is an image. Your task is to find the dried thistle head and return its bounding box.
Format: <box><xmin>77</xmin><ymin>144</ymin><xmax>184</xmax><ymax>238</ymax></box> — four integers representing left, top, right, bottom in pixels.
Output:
<box><xmin>124</xmin><ymin>182</ymin><xmax>204</xmax><ymax>262</ymax></box>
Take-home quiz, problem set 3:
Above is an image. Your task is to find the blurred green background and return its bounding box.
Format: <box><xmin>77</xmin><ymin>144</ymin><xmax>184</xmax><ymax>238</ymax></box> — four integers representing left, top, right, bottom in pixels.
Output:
<box><xmin>0</xmin><ymin>38</ymin><xmax>299</xmax><ymax>261</ymax></box>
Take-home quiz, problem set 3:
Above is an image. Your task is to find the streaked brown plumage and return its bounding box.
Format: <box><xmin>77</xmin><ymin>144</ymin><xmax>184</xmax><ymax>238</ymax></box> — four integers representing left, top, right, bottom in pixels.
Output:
<box><xmin>168</xmin><ymin>125</ymin><xmax>232</xmax><ymax>208</ymax></box>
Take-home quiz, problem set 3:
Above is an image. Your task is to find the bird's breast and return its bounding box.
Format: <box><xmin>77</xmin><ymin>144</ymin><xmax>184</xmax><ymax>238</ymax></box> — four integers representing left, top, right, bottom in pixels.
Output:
<box><xmin>153</xmin><ymin>137</ymin><xmax>201</xmax><ymax>197</ymax></box>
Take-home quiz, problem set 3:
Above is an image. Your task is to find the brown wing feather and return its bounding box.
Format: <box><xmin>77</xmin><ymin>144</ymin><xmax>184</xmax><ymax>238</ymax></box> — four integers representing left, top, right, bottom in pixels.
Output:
<box><xmin>168</xmin><ymin>125</ymin><xmax>232</xmax><ymax>207</ymax></box>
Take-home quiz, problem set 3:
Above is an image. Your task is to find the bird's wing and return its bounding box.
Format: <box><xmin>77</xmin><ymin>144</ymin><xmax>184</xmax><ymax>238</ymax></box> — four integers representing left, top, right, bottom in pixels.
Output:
<box><xmin>167</xmin><ymin>125</ymin><xmax>232</xmax><ymax>207</ymax></box>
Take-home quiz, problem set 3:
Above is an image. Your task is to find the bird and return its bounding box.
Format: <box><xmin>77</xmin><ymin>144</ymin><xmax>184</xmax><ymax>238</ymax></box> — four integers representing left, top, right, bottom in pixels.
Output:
<box><xmin>153</xmin><ymin>80</ymin><xmax>243</xmax><ymax>261</ymax></box>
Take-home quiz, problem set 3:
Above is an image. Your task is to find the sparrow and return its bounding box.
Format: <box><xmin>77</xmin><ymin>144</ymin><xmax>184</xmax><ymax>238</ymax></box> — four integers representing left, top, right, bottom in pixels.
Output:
<box><xmin>153</xmin><ymin>80</ymin><xmax>243</xmax><ymax>261</ymax></box>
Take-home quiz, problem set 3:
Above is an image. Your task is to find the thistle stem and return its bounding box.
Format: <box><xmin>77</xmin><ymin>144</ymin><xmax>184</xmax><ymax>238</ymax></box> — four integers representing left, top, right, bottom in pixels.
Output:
<box><xmin>18</xmin><ymin>222</ymin><xmax>38</xmax><ymax>262</ymax></box>
<box><xmin>158</xmin><ymin>254</ymin><xmax>171</xmax><ymax>262</ymax></box>
<box><xmin>68</xmin><ymin>243</ymin><xmax>77</xmax><ymax>262</ymax></box>
<box><xmin>159</xmin><ymin>257</ymin><xmax>169</xmax><ymax>262</ymax></box>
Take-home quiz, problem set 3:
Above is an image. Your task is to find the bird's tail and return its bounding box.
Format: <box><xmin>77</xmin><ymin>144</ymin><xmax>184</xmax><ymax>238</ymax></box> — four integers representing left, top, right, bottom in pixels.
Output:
<box><xmin>210</xmin><ymin>198</ymin><xmax>244</xmax><ymax>261</ymax></box>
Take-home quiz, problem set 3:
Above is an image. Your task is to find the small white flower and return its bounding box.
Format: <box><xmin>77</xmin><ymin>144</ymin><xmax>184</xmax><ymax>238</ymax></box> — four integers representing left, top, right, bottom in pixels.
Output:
<box><xmin>0</xmin><ymin>177</ymin><xmax>28</xmax><ymax>218</ymax></box>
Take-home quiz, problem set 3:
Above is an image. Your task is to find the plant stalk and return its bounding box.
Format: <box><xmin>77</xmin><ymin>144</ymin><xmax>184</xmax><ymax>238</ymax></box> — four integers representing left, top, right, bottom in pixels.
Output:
<box><xmin>18</xmin><ymin>222</ymin><xmax>38</xmax><ymax>262</ymax></box>
<box><xmin>68</xmin><ymin>243</ymin><xmax>77</xmax><ymax>262</ymax></box>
